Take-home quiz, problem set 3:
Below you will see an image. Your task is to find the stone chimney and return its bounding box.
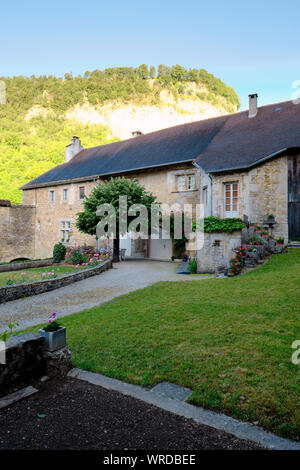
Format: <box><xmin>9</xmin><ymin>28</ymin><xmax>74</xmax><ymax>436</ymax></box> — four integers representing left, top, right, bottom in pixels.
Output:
<box><xmin>65</xmin><ymin>136</ymin><xmax>83</xmax><ymax>162</ymax></box>
<box><xmin>131</xmin><ymin>131</ymin><xmax>143</xmax><ymax>138</ymax></box>
<box><xmin>248</xmin><ymin>94</ymin><xmax>258</xmax><ymax>118</ymax></box>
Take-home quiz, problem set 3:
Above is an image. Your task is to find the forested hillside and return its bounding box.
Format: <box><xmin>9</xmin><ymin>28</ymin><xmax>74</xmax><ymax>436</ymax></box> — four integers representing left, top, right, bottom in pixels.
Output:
<box><xmin>0</xmin><ymin>65</ymin><xmax>240</xmax><ymax>203</ymax></box>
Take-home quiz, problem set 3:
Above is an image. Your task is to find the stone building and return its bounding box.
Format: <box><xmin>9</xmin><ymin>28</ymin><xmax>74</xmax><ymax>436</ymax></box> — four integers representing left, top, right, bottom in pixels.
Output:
<box><xmin>1</xmin><ymin>95</ymin><xmax>299</xmax><ymax>266</ymax></box>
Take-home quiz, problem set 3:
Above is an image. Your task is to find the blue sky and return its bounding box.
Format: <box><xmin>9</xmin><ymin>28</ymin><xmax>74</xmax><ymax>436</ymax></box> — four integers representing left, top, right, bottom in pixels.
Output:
<box><xmin>1</xmin><ymin>0</ymin><xmax>299</xmax><ymax>109</ymax></box>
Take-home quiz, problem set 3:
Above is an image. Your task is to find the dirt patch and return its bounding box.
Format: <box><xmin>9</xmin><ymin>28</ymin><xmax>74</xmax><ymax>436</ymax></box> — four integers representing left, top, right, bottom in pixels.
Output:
<box><xmin>0</xmin><ymin>377</ymin><xmax>263</xmax><ymax>450</ymax></box>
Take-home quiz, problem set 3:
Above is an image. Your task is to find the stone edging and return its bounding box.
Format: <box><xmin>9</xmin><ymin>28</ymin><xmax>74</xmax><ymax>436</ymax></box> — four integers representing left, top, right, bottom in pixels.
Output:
<box><xmin>0</xmin><ymin>259</ymin><xmax>112</xmax><ymax>304</ymax></box>
<box><xmin>68</xmin><ymin>368</ymin><xmax>300</xmax><ymax>451</ymax></box>
<box><xmin>0</xmin><ymin>259</ymin><xmax>54</xmax><ymax>273</ymax></box>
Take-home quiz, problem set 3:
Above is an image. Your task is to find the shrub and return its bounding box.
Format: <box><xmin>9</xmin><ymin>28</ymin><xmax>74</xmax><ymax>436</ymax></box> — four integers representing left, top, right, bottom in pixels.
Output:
<box><xmin>53</xmin><ymin>243</ymin><xmax>66</xmax><ymax>263</ymax></box>
<box><xmin>188</xmin><ymin>258</ymin><xmax>198</xmax><ymax>273</ymax></box>
<box><xmin>193</xmin><ymin>217</ymin><xmax>246</xmax><ymax>233</ymax></box>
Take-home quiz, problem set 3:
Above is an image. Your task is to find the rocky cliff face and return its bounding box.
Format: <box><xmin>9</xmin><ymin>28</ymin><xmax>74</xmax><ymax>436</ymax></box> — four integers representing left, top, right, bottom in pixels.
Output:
<box><xmin>26</xmin><ymin>86</ymin><xmax>233</xmax><ymax>140</ymax></box>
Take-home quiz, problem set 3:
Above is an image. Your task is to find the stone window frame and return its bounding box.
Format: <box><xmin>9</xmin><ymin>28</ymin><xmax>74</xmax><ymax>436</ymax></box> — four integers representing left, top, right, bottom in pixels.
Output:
<box><xmin>49</xmin><ymin>190</ymin><xmax>55</xmax><ymax>202</ymax></box>
<box><xmin>60</xmin><ymin>219</ymin><xmax>72</xmax><ymax>244</ymax></box>
<box><xmin>174</xmin><ymin>171</ymin><xmax>198</xmax><ymax>193</ymax></box>
<box><xmin>79</xmin><ymin>186</ymin><xmax>85</xmax><ymax>200</ymax></box>
<box><xmin>62</xmin><ymin>188</ymin><xmax>69</xmax><ymax>202</ymax></box>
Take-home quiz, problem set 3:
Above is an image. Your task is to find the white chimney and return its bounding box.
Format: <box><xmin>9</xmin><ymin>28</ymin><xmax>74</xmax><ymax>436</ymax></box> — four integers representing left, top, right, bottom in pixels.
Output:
<box><xmin>248</xmin><ymin>94</ymin><xmax>258</xmax><ymax>118</ymax></box>
<box><xmin>65</xmin><ymin>136</ymin><xmax>83</xmax><ymax>162</ymax></box>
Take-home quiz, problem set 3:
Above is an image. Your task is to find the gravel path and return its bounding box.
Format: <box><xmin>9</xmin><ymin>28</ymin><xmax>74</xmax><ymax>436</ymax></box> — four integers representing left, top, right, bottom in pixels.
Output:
<box><xmin>0</xmin><ymin>260</ymin><xmax>212</xmax><ymax>331</ymax></box>
<box><xmin>0</xmin><ymin>377</ymin><xmax>262</xmax><ymax>450</ymax></box>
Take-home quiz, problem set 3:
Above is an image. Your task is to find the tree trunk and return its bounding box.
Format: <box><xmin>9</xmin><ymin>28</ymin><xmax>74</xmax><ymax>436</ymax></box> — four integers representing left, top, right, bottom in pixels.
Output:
<box><xmin>113</xmin><ymin>236</ymin><xmax>120</xmax><ymax>263</ymax></box>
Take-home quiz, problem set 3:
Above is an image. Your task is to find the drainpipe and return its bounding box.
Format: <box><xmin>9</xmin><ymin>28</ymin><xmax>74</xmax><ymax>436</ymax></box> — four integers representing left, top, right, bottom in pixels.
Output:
<box><xmin>208</xmin><ymin>174</ymin><xmax>213</xmax><ymax>216</ymax></box>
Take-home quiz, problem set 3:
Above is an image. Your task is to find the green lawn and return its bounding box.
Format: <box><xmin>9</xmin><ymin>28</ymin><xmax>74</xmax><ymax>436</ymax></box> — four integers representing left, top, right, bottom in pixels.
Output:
<box><xmin>30</xmin><ymin>250</ymin><xmax>300</xmax><ymax>439</ymax></box>
<box><xmin>0</xmin><ymin>264</ymin><xmax>85</xmax><ymax>286</ymax></box>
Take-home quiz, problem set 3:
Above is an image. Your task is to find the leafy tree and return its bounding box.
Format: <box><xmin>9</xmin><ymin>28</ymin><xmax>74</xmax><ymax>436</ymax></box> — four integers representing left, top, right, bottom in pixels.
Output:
<box><xmin>76</xmin><ymin>177</ymin><xmax>157</xmax><ymax>261</ymax></box>
<box><xmin>137</xmin><ymin>64</ymin><xmax>149</xmax><ymax>79</ymax></box>
<box><xmin>170</xmin><ymin>64</ymin><xmax>186</xmax><ymax>82</ymax></box>
<box><xmin>149</xmin><ymin>65</ymin><xmax>156</xmax><ymax>79</ymax></box>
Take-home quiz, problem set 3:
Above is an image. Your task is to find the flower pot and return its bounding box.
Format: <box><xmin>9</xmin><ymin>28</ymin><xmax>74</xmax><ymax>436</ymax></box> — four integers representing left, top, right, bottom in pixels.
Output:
<box><xmin>39</xmin><ymin>326</ymin><xmax>66</xmax><ymax>352</ymax></box>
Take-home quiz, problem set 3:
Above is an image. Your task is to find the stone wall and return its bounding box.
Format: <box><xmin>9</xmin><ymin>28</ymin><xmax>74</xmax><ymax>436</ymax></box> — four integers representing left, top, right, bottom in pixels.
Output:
<box><xmin>0</xmin><ymin>259</ymin><xmax>53</xmax><ymax>273</ymax></box>
<box><xmin>0</xmin><ymin>259</ymin><xmax>112</xmax><ymax>304</ymax></box>
<box><xmin>209</xmin><ymin>156</ymin><xmax>289</xmax><ymax>241</ymax></box>
<box><xmin>0</xmin><ymin>333</ymin><xmax>45</xmax><ymax>395</ymax></box>
<box><xmin>22</xmin><ymin>181</ymin><xmax>97</xmax><ymax>259</ymax></box>
<box><xmin>0</xmin><ymin>333</ymin><xmax>72</xmax><ymax>396</ymax></box>
<box><xmin>0</xmin><ymin>201</ymin><xmax>36</xmax><ymax>263</ymax></box>
<box><xmin>196</xmin><ymin>231</ymin><xmax>242</xmax><ymax>274</ymax></box>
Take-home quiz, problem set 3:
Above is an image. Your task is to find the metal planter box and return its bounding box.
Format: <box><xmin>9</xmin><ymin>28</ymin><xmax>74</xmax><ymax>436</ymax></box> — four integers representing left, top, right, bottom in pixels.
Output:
<box><xmin>39</xmin><ymin>327</ymin><xmax>66</xmax><ymax>352</ymax></box>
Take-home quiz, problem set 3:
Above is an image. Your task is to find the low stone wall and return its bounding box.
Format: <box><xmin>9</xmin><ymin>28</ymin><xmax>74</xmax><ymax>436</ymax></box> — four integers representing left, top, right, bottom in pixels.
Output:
<box><xmin>0</xmin><ymin>259</ymin><xmax>54</xmax><ymax>273</ymax></box>
<box><xmin>0</xmin><ymin>259</ymin><xmax>112</xmax><ymax>304</ymax></box>
<box><xmin>0</xmin><ymin>333</ymin><xmax>45</xmax><ymax>395</ymax></box>
<box><xmin>196</xmin><ymin>231</ymin><xmax>242</xmax><ymax>274</ymax></box>
<box><xmin>0</xmin><ymin>333</ymin><xmax>72</xmax><ymax>396</ymax></box>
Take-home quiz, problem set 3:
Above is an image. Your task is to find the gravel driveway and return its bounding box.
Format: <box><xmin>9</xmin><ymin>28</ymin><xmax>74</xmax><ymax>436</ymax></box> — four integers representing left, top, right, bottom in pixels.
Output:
<box><xmin>0</xmin><ymin>260</ymin><xmax>212</xmax><ymax>331</ymax></box>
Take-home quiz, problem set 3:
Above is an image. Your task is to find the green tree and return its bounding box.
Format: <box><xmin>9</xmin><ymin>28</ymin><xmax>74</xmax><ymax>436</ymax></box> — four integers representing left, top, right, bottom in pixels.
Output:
<box><xmin>149</xmin><ymin>65</ymin><xmax>156</xmax><ymax>79</ymax></box>
<box><xmin>170</xmin><ymin>64</ymin><xmax>186</xmax><ymax>82</ymax></box>
<box><xmin>137</xmin><ymin>64</ymin><xmax>149</xmax><ymax>79</ymax></box>
<box><xmin>76</xmin><ymin>177</ymin><xmax>157</xmax><ymax>262</ymax></box>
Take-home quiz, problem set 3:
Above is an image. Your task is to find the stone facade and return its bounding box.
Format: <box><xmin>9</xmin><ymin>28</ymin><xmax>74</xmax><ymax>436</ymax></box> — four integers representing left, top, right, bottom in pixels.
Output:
<box><xmin>203</xmin><ymin>156</ymin><xmax>289</xmax><ymax>242</ymax></box>
<box><xmin>21</xmin><ymin>163</ymin><xmax>201</xmax><ymax>260</ymax></box>
<box><xmin>0</xmin><ymin>201</ymin><xmax>36</xmax><ymax>263</ymax></box>
<box><xmin>0</xmin><ymin>152</ymin><xmax>292</xmax><ymax>266</ymax></box>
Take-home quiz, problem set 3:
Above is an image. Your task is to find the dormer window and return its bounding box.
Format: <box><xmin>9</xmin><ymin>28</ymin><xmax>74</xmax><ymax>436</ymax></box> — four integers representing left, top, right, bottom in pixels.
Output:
<box><xmin>177</xmin><ymin>174</ymin><xmax>196</xmax><ymax>191</ymax></box>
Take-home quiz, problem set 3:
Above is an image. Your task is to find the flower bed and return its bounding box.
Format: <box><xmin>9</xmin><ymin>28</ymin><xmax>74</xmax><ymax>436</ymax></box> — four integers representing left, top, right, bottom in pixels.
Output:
<box><xmin>65</xmin><ymin>246</ymin><xmax>112</xmax><ymax>267</ymax></box>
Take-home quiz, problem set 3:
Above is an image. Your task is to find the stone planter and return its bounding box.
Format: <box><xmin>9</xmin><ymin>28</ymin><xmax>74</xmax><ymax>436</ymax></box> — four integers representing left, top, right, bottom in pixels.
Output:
<box><xmin>39</xmin><ymin>327</ymin><xmax>66</xmax><ymax>352</ymax></box>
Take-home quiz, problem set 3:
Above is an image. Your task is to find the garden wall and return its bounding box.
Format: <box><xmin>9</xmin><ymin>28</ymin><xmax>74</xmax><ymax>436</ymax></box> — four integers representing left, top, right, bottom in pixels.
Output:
<box><xmin>0</xmin><ymin>333</ymin><xmax>45</xmax><ymax>394</ymax></box>
<box><xmin>196</xmin><ymin>231</ymin><xmax>242</xmax><ymax>274</ymax></box>
<box><xmin>0</xmin><ymin>333</ymin><xmax>72</xmax><ymax>396</ymax></box>
<box><xmin>0</xmin><ymin>259</ymin><xmax>53</xmax><ymax>273</ymax></box>
<box><xmin>0</xmin><ymin>259</ymin><xmax>112</xmax><ymax>304</ymax></box>
<box><xmin>0</xmin><ymin>200</ymin><xmax>36</xmax><ymax>264</ymax></box>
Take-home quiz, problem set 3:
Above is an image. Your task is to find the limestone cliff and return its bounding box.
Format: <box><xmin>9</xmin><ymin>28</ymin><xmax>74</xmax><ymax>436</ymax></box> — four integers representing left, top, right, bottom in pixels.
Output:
<box><xmin>26</xmin><ymin>84</ymin><xmax>234</xmax><ymax>140</ymax></box>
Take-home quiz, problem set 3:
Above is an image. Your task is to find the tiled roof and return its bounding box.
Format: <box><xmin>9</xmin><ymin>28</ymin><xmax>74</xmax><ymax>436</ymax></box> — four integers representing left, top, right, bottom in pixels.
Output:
<box><xmin>21</xmin><ymin>115</ymin><xmax>228</xmax><ymax>188</ymax></box>
<box><xmin>194</xmin><ymin>99</ymin><xmax>300</xmax><ymax>172</ymax></box>
<box><xmin>21</xmin><ymin>99</ymin><xmax>300</xmax><ymax>189</ymax></box>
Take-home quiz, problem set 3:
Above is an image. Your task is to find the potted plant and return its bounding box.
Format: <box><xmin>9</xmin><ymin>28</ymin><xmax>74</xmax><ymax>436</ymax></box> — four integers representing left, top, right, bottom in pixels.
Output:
<box><xmin>255</xmin><ymin>225</ymin><xmax>262</xmax><ymax>234</ymax></box>
<box><xmin>249</xmin><ymin>222</ymin><xmax>255</xmax><ymax>228</ymax></box>
<box><xmin>39</xmin><ymin>313</ymin><xmax>66</xmax><ymax>352</ymax></box>
<box><xmin>277</xmin><ymin>238</ymin><xmax>284</xmax><ymax>245</ymax></box>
